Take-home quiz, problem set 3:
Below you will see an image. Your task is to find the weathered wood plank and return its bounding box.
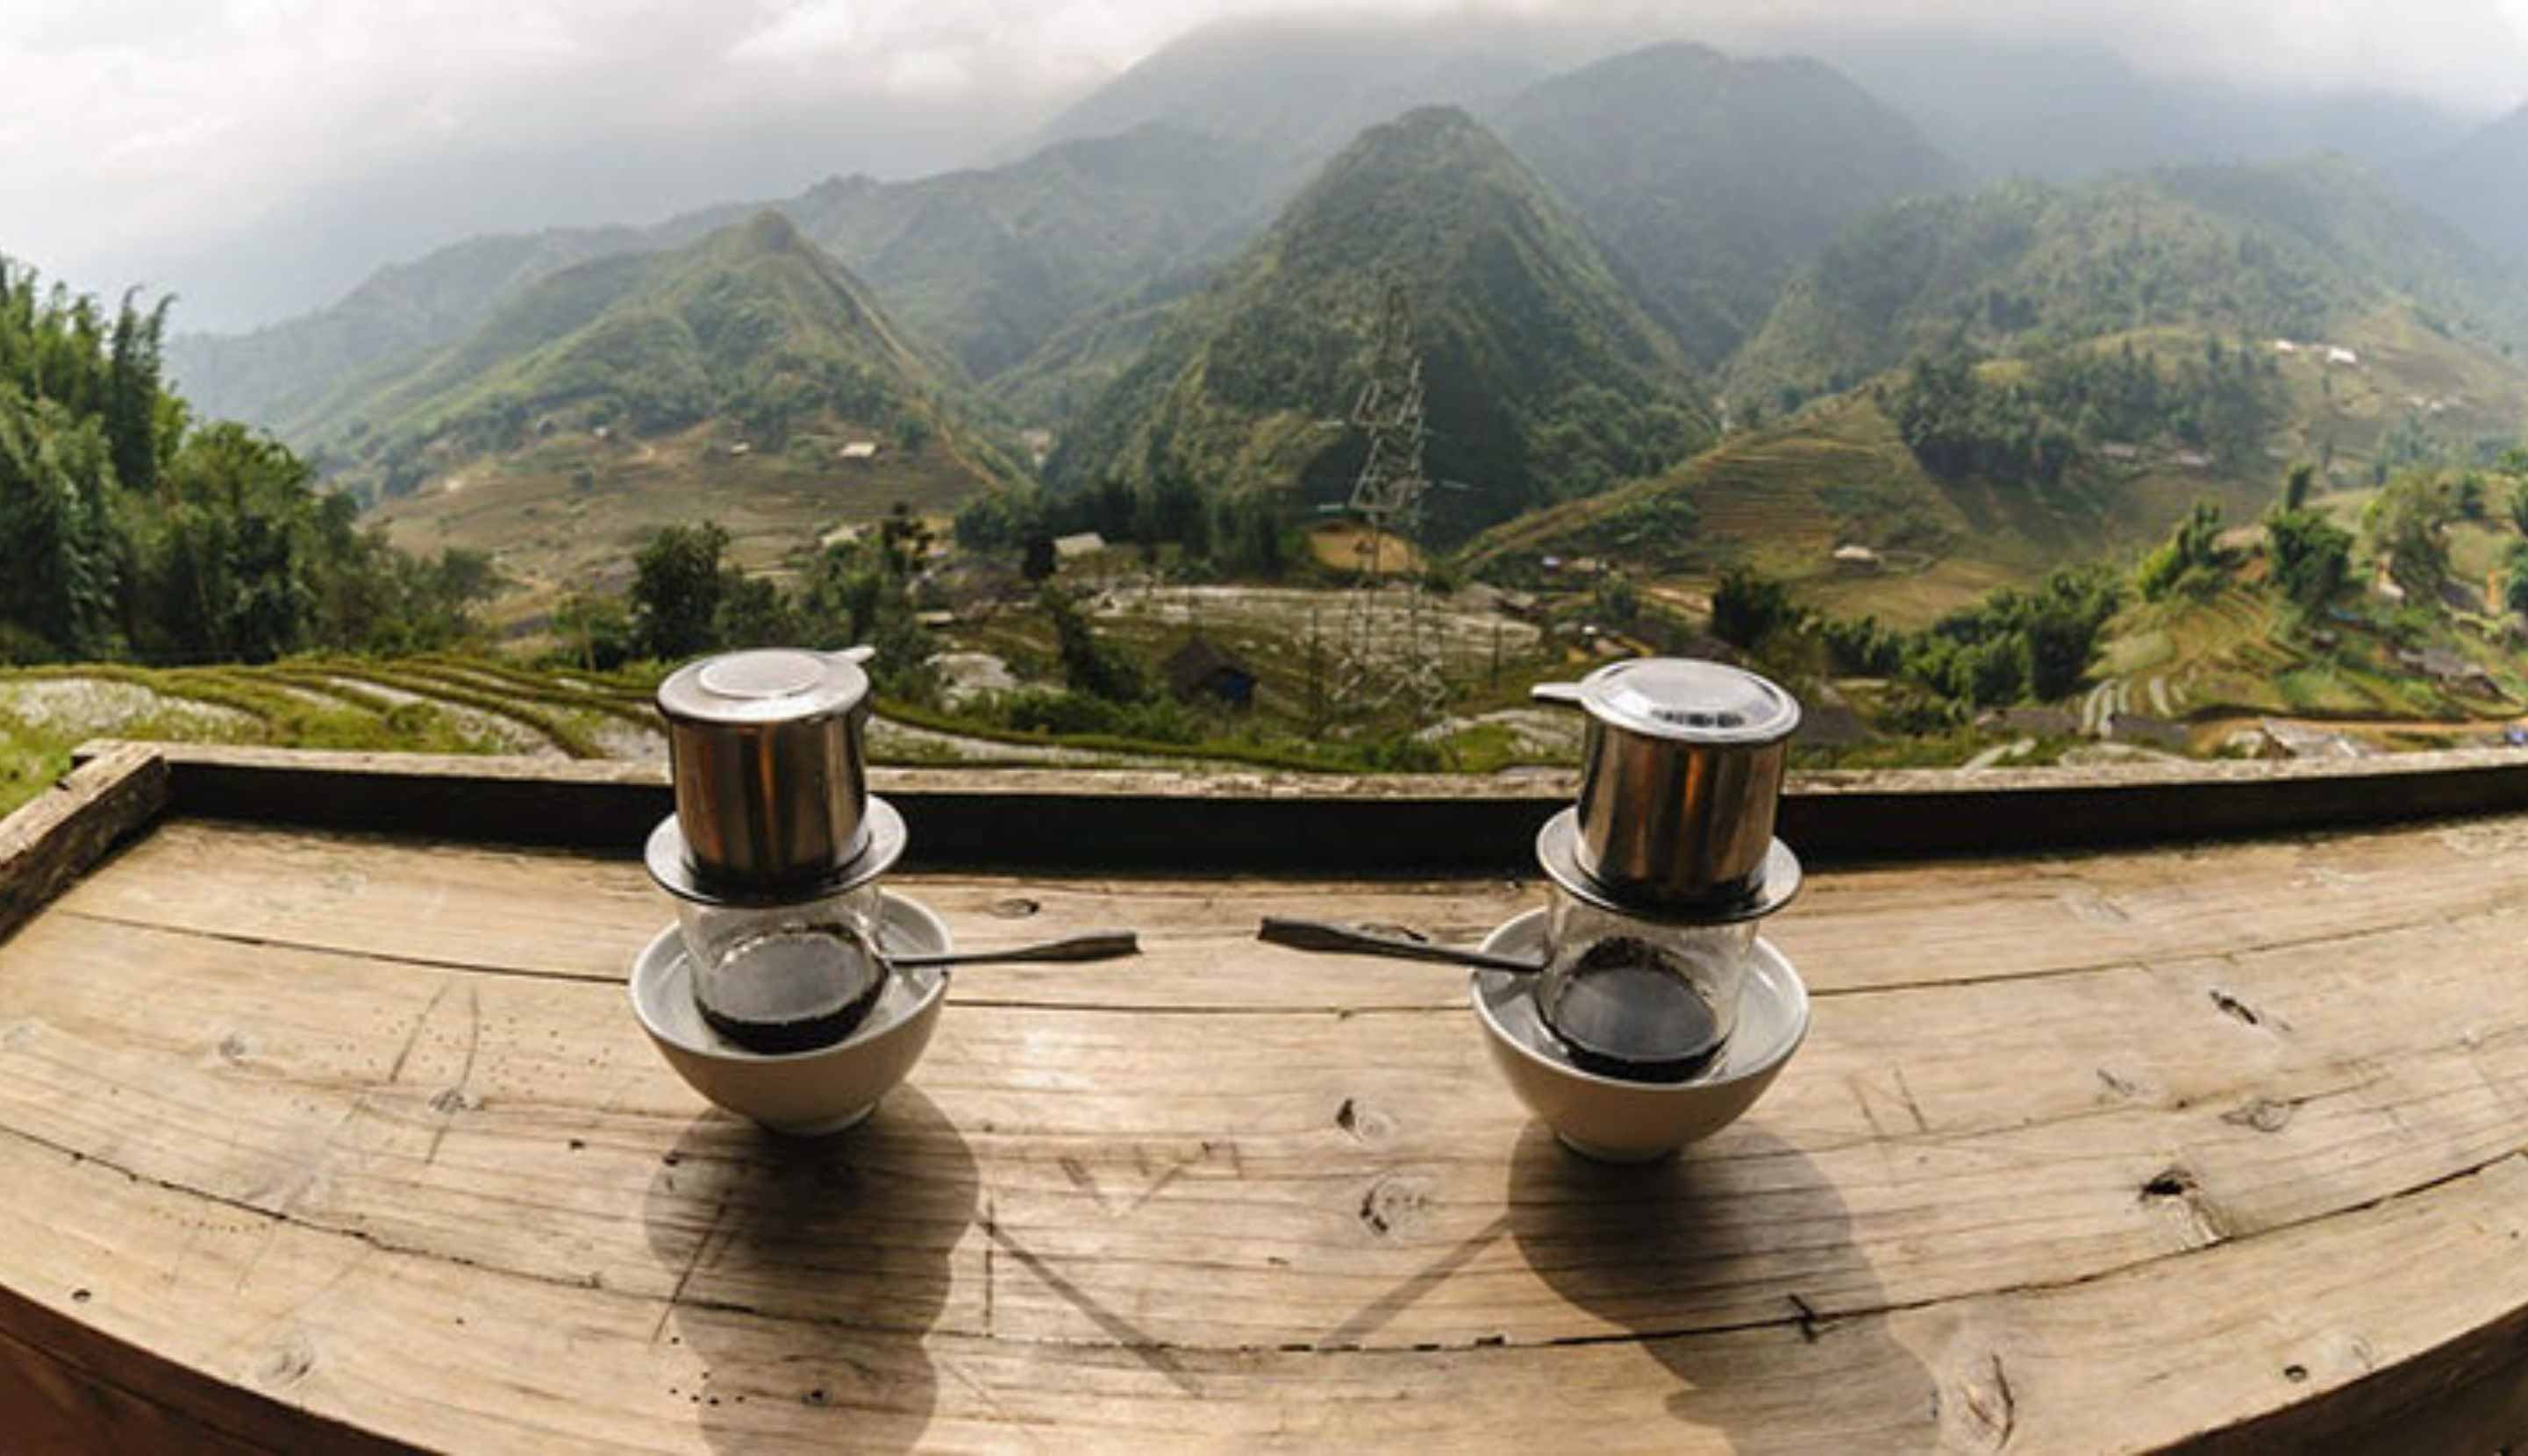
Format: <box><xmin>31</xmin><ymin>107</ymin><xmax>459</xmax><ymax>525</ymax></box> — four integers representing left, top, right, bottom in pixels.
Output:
<box><xmin>51</xmin><ymin>812</ymin><xmax>2528</xmax><ymax>1009</ymax></box>
<box><xmin>3</xmin><ymin>893</ymin><xmax>2525</xmax><ymax>1357</ymax></box>
<box><xmin>78</xmin><ymin>736</ymin><xmax>2528</xmax><ymax>867</ymax></box>
<box><xmin>1</xmin><ymin>1103</ymin><xmax>2522</xmax><ymax>1452</ymax></box>
<box><xmin>0</xmin><ymin>744</ymin><xmax>168</xmax><ymax>946</ymax></box>
<box><xmin>10</xmin><ymin>779</ymin><xmax>2528</xmax><ymax>1447</ymax></box>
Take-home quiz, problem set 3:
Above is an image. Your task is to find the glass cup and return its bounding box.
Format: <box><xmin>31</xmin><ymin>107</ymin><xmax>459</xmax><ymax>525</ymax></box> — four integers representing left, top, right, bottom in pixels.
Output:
<box><xmin>674</xmin><ymin>883</ymin><xmax>888</xmax><ymax>1054</ymax></box>
<box><xmin>1538</xmin><ymin>886</ymin><xmax>1758</xmax><ymax>1081</ymax></box>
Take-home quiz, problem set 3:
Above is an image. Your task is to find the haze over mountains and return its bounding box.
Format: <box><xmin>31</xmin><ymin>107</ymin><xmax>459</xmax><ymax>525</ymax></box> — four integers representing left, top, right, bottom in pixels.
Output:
<box><xmin>135</xmin><ymin>13</ymin><xmax>2528</xmax><ymax>598</ymax></box>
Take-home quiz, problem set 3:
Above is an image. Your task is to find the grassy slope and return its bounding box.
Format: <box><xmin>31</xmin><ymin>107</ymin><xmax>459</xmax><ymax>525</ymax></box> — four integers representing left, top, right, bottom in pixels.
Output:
<box><xmin>1463</xmin><ymin>386</ymin><xmax>2275</xmax><ymax>629</ymax></box>
<box><xmin>368</xmin><ymin>424</ymin><xmax>991</xmax><ymax>632</ymax></box>
<box><xmin>1467</xmin><ymin>303</ymin><xmax>2528</xmax><ymax>631</ymax></box>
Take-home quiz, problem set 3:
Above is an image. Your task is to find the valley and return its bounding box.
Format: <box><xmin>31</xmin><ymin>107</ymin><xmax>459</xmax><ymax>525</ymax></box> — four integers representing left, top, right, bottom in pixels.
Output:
<box><xmin>19</xmin><ymin>22</ymin><xmax>2528</xmax><ymax>787</ymax></box>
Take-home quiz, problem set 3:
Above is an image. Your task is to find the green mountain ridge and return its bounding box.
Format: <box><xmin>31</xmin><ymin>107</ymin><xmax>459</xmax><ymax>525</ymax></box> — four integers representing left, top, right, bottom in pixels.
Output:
<box><xmin>325</xmin><ymin>211</ymin><xmax>1003</xmax><ymax>499</ymax></box>
<box><xmin>166</xmin><ymin>224</ymin><xmax>668</xmax><ymax>436</ymax></box>
<box><xmin>1725</xmin><ymin>156</ymin><xmax>2528</xmax><ymax>410</ymax></box>
<box><xmin>1046</xmin><ymin>106</ymin><xmax>1714</xmax><ymax>541</ymax></box>
<box><xmin>1495</xmin><ymin>41</ymin><xmax>1966</xmax><ymax>368</ymax></box>
<box><xmin>171</xmin><ymin>126</ymin><xmax>1283</xmax><ymax>451</ymax></box>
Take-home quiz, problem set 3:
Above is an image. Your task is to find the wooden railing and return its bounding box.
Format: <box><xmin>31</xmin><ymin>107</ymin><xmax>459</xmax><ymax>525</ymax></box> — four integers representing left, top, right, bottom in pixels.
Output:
<box><xmin>68</xmin><ymin>738</ymin><xmax>2528</xmax><ymax>869</ymax></box>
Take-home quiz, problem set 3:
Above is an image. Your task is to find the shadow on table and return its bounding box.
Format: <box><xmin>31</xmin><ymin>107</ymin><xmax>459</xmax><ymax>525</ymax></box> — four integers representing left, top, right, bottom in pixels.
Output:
<box><xmin>641</xmin><ymin>1088</ymin><xmax>978</xmax><ymax>1456</ymax></box>
<box><xmin>1506</xmin><ymin>1122</ymin><xmax>1935</xmax><ymax>1453</ymax></box>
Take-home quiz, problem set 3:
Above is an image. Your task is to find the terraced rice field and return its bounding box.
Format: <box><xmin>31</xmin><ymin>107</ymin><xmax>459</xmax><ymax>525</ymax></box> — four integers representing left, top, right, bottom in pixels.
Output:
<box><xmin>0</xmin><ymin>653</ymin><xmax>1232</xmax><ymax>820</ymax></box>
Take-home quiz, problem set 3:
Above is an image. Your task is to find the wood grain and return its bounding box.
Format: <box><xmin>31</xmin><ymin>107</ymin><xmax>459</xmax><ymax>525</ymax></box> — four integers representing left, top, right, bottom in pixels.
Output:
<box><xmin>0</xmin><ymin>744</ymin><xmax>167</xmax><ymax>946</ymax></box>
<box><xmin>9</xmin><ymin>790</ymin><xmax>2528</xmax><ymax>1448</ymax></box>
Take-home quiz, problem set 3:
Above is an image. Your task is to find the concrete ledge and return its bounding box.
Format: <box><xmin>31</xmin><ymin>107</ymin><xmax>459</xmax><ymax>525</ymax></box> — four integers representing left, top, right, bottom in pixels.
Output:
<box><xmin>70</xmin><ymin>739</ymin><xmax>2528</xmax><ymax>872</ymax></box>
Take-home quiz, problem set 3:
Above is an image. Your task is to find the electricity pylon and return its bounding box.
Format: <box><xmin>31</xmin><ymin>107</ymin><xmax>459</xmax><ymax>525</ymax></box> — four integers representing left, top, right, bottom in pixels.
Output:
<box><xmin>1331</xmin><ymin>283</ymin><xmax>1446</xmax><ymax>726</ymax></box>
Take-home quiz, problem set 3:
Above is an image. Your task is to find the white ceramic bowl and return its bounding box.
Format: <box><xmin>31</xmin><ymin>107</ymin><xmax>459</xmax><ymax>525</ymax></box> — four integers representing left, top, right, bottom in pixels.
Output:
<box><xmin>1471</xmin><ymin>909</ymin><xmax>1809</xmax><ymax>1162</ymax></box>
<box><xmin>629</xmin><ymin>892</ymin><xmax>949</xmax><ymax>1135</ymax></box>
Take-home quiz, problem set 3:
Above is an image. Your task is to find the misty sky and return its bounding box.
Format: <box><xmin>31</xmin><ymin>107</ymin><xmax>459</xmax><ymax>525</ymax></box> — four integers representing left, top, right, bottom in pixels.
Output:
<box><xmin>9</xmin><ymin>0</ymin><xmax>2528</xmax><ymax>332</ymax></box>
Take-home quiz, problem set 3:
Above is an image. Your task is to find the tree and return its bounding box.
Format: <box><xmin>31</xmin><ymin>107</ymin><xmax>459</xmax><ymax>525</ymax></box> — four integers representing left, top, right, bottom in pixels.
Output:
<box><xmin>875</xmin><ymin>501</ymin><xmax>931</xmax><ymax>577</ymax></box>
<box><xmin>1021</xmin><ymin>535</ymin><xmax>1057</xmax><ymax>582</ymax></box>
<box><xmin>2509</xmin><ymin>482</ymin><xmax>2528</xmax><ymax>538</ymax></box>
<box><xmin>2281</xmin><ymin>461</ymin><xmax>2316</xmax><ymax>512</ymax></box>
<box><xmin>1042</xmin><ymin>589</ymin><xmax>1144</xmax><ymax>703</ymax></box>
<box><xmin>2136</xmin><ymin>500</ymin><xmax>2224</xmax><ymax>601</ymax></box>
<box><xmin>2363</xmin><ymin>475</ymin><xmax>2453</xmax><ymax>598</ymax></box>
<box><xmin>1955</xmin><ymin>634</ymin><xmax>2029</xmax><ymax>707</ymax></box>
<box><xmin>714</xmin><ymin>573</ymin><xmax>798</xmax><ymax>648</ymax></box>
<box><xmin>553</xmin><ymin>592</ymin><xmax>635</xmax><ymax>671</ymax></box>
<box><xmin>630</xmin><ymin>522</ymin><xmax>731</xmax><ymax>660</ymax></box>
<box><xmin>2507</xmin><ymin>541</ymin><xmax>2528</xmax><ymax>619</ymax></box>
<box><xmin>2457</xmin><ymin>472</ymin><xmax>2489</xmax><ymax>520</ymax></box>
<box><xmin>1710</xmin><ymin>567</ymin><xmax>1803</xmax><ymax>649</ymax></box>
<box><xmin>1591</xmin><ymin>572</ymin><xmax>1640</xmax><ymax>629</ymax></box>
<box><xmin>0</xmin><ymin>263</ymin><xmax>496</xmax><ymax>663</ymax></box>
<box><xmin>2267</xmin><ymin>509</ymin><xmax>2353</xmax><ymax>611</ymax></box>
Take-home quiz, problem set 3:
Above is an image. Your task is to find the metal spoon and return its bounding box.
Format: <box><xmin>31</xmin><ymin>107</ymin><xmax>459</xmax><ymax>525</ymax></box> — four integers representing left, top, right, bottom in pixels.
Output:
<box><xmin>1255</xmin><ymin>917</ymin><xmax>1544</xmax><ymax>974</ymax></box>
<box><xmin>888</xmin><ymin>930</ymin><xmax>1140</xmax><ymax>969</ymax></box>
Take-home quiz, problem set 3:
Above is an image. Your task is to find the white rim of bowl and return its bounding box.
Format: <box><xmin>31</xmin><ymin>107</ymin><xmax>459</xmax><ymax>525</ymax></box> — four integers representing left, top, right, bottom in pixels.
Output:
<box><xmin>627</xmin><ymin>893</ymin><xmax>950</xmax><ymax>1063</ymax></box>
<box><xmin>1468</xmin><ymin>909</ymin><xmax>1810</xmax><ymax>1091</ymax></box>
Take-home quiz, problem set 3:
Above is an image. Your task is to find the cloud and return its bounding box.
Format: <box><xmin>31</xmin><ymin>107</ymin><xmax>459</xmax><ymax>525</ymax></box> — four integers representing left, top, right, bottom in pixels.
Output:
<box><xmin>4</xmin><ymin>0</ymin><xmax>2523</xmax><ymax>330</ymax></box>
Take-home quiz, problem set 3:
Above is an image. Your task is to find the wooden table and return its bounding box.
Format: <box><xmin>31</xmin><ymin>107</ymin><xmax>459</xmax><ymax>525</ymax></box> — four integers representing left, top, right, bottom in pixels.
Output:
<box><xmin>4</xmin><ymin>744</ymin><xmax>2527</xmax><ymax>1452</ymax></box>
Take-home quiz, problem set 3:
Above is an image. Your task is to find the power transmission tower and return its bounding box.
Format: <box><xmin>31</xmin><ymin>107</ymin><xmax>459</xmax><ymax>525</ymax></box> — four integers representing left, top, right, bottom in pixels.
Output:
<box><xmin>1331</xmin><ymin>283</ymin><xmax>1446</xmax><ymax>726</ymax></box>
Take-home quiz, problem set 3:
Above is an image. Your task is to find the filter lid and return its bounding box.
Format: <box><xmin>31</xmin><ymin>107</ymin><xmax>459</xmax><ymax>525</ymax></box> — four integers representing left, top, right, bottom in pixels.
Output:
<box><xmin>656</xmin><ymin>648</ymin><xmax>869</xmax><ymax>727</ymax></box>
<box><xmin>1570</xmin><ymin>658</ymin><xmax>1798</xmax><ymax>744</ymax></box>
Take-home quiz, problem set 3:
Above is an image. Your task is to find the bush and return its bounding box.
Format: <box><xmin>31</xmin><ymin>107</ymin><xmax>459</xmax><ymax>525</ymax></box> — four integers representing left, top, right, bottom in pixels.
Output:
<box><xmin>1711</xmin><ymin>567</ymin><xmax>1803</xmax><ymax>649</ymax></box>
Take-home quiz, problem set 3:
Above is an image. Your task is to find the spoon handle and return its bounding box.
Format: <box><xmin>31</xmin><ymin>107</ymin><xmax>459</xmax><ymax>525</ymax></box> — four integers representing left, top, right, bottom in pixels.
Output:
<box><xmin>893</xmin><ymin>930</ymin><xmax>1140</xmax><ymax>968</ymax></box>
<box><xmin>1255</xmin><ymin>917</ymin><xmax>1544</xmax><ymax>974</ymax></box>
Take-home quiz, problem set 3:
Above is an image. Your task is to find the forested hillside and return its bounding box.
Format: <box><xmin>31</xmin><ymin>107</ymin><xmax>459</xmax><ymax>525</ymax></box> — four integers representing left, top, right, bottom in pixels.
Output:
<box><xmin>1726</xmin><ymin>159</ymin><xmax>2528</xmax><ymax>410</ymax></box>
<box><xmin>1046</xmin><ymin>107</ymin><xmax>1712</xmax><ymax>542</ymax></box>
<box><xmin>0</xmin><ymin>262</ymin><xmax>490</xmax><ymax>664</ymax></box>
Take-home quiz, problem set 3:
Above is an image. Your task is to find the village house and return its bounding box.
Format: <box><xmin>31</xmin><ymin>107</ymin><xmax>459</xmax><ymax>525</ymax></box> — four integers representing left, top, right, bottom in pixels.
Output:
<box><xmin>1053</xmin><ymin>532</ymin><xmax>1107</xmax><ymax>560</ymax></box>
<box><xmin>2399</xmin><ymin>646</ymin><xmax>2504</xmax><ymax>697</ymax></box>
<box><xmin>1977</xmin><ymin>705</ymin><xmax>2080</xmax><ymax>739</ymax></box>
<box><xmin>2104</xmin><ymin>713</ymin><xmax>2190</xmax><ymax>752</ymax></box>
<box><xmin>1831</xmin><ymin>544</ymin><xmax>1882</xmax><ymax>572</ymax></box>
<box><xmin>2255</xmin><ymin>717</ymin><xmax>2369</xmax><ymax>760</ymax></box>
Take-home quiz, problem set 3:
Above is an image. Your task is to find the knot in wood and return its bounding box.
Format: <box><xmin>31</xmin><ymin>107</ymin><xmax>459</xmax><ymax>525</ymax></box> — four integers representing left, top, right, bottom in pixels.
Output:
<box><xmin>1357</xmin><ymin>1172</ymin><xmax>1433</xmax><ymax>1238</ymax></box>
<box><xmin>1334</xmin><ymin>1096</ymin><xmax>1395</xmax><ymax>1144</ymax></box>
<box><xmin>254</xmin><ymin>1334</ymin><xmax>317</xmax><ymax>1390</ymax></box>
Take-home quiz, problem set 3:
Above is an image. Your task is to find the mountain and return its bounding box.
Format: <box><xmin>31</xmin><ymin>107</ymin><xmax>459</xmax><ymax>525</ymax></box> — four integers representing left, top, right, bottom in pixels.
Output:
<box><xmin>1014</xmin><ymin>16</ymin><xmax>1575</xmax><ymax>171</ymax></box>
<box><xmin>2403</xmin><ymin>106</ymin><xmax>2528</xmax><ymax>261</ymax></box>
<box><xmin>166</xmin><ymin>225</ymin><xmax>668</xmax><ymax>436</ymax></box>
<box><xmin>1726</xmin><ymin>157</ymin><xmax>2528</xmax><ymax>407</ymax></box>
<box><xmin>774</xmin><ymin>125</ymin><xmax>1280</xmax><ymax>386</ymax></box>
<box><xmin>1046</xmin><ymin>107</ymin><xmax>1712</xmax><ymax>540</ymax></box>
<box><xmin>326</xmin><ymin>211</ymin><xmax>1001</xmax><ymax>495</ymax></box>
<box><xmin>173</xmin><ymin>126</ymin><xmax>1280</xmax><ymax>446</ymax></box>
<box><xmin>1494</xmin><ymin>42</ymin><xmax>1965</xmax><ymax>368</ymax></box>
